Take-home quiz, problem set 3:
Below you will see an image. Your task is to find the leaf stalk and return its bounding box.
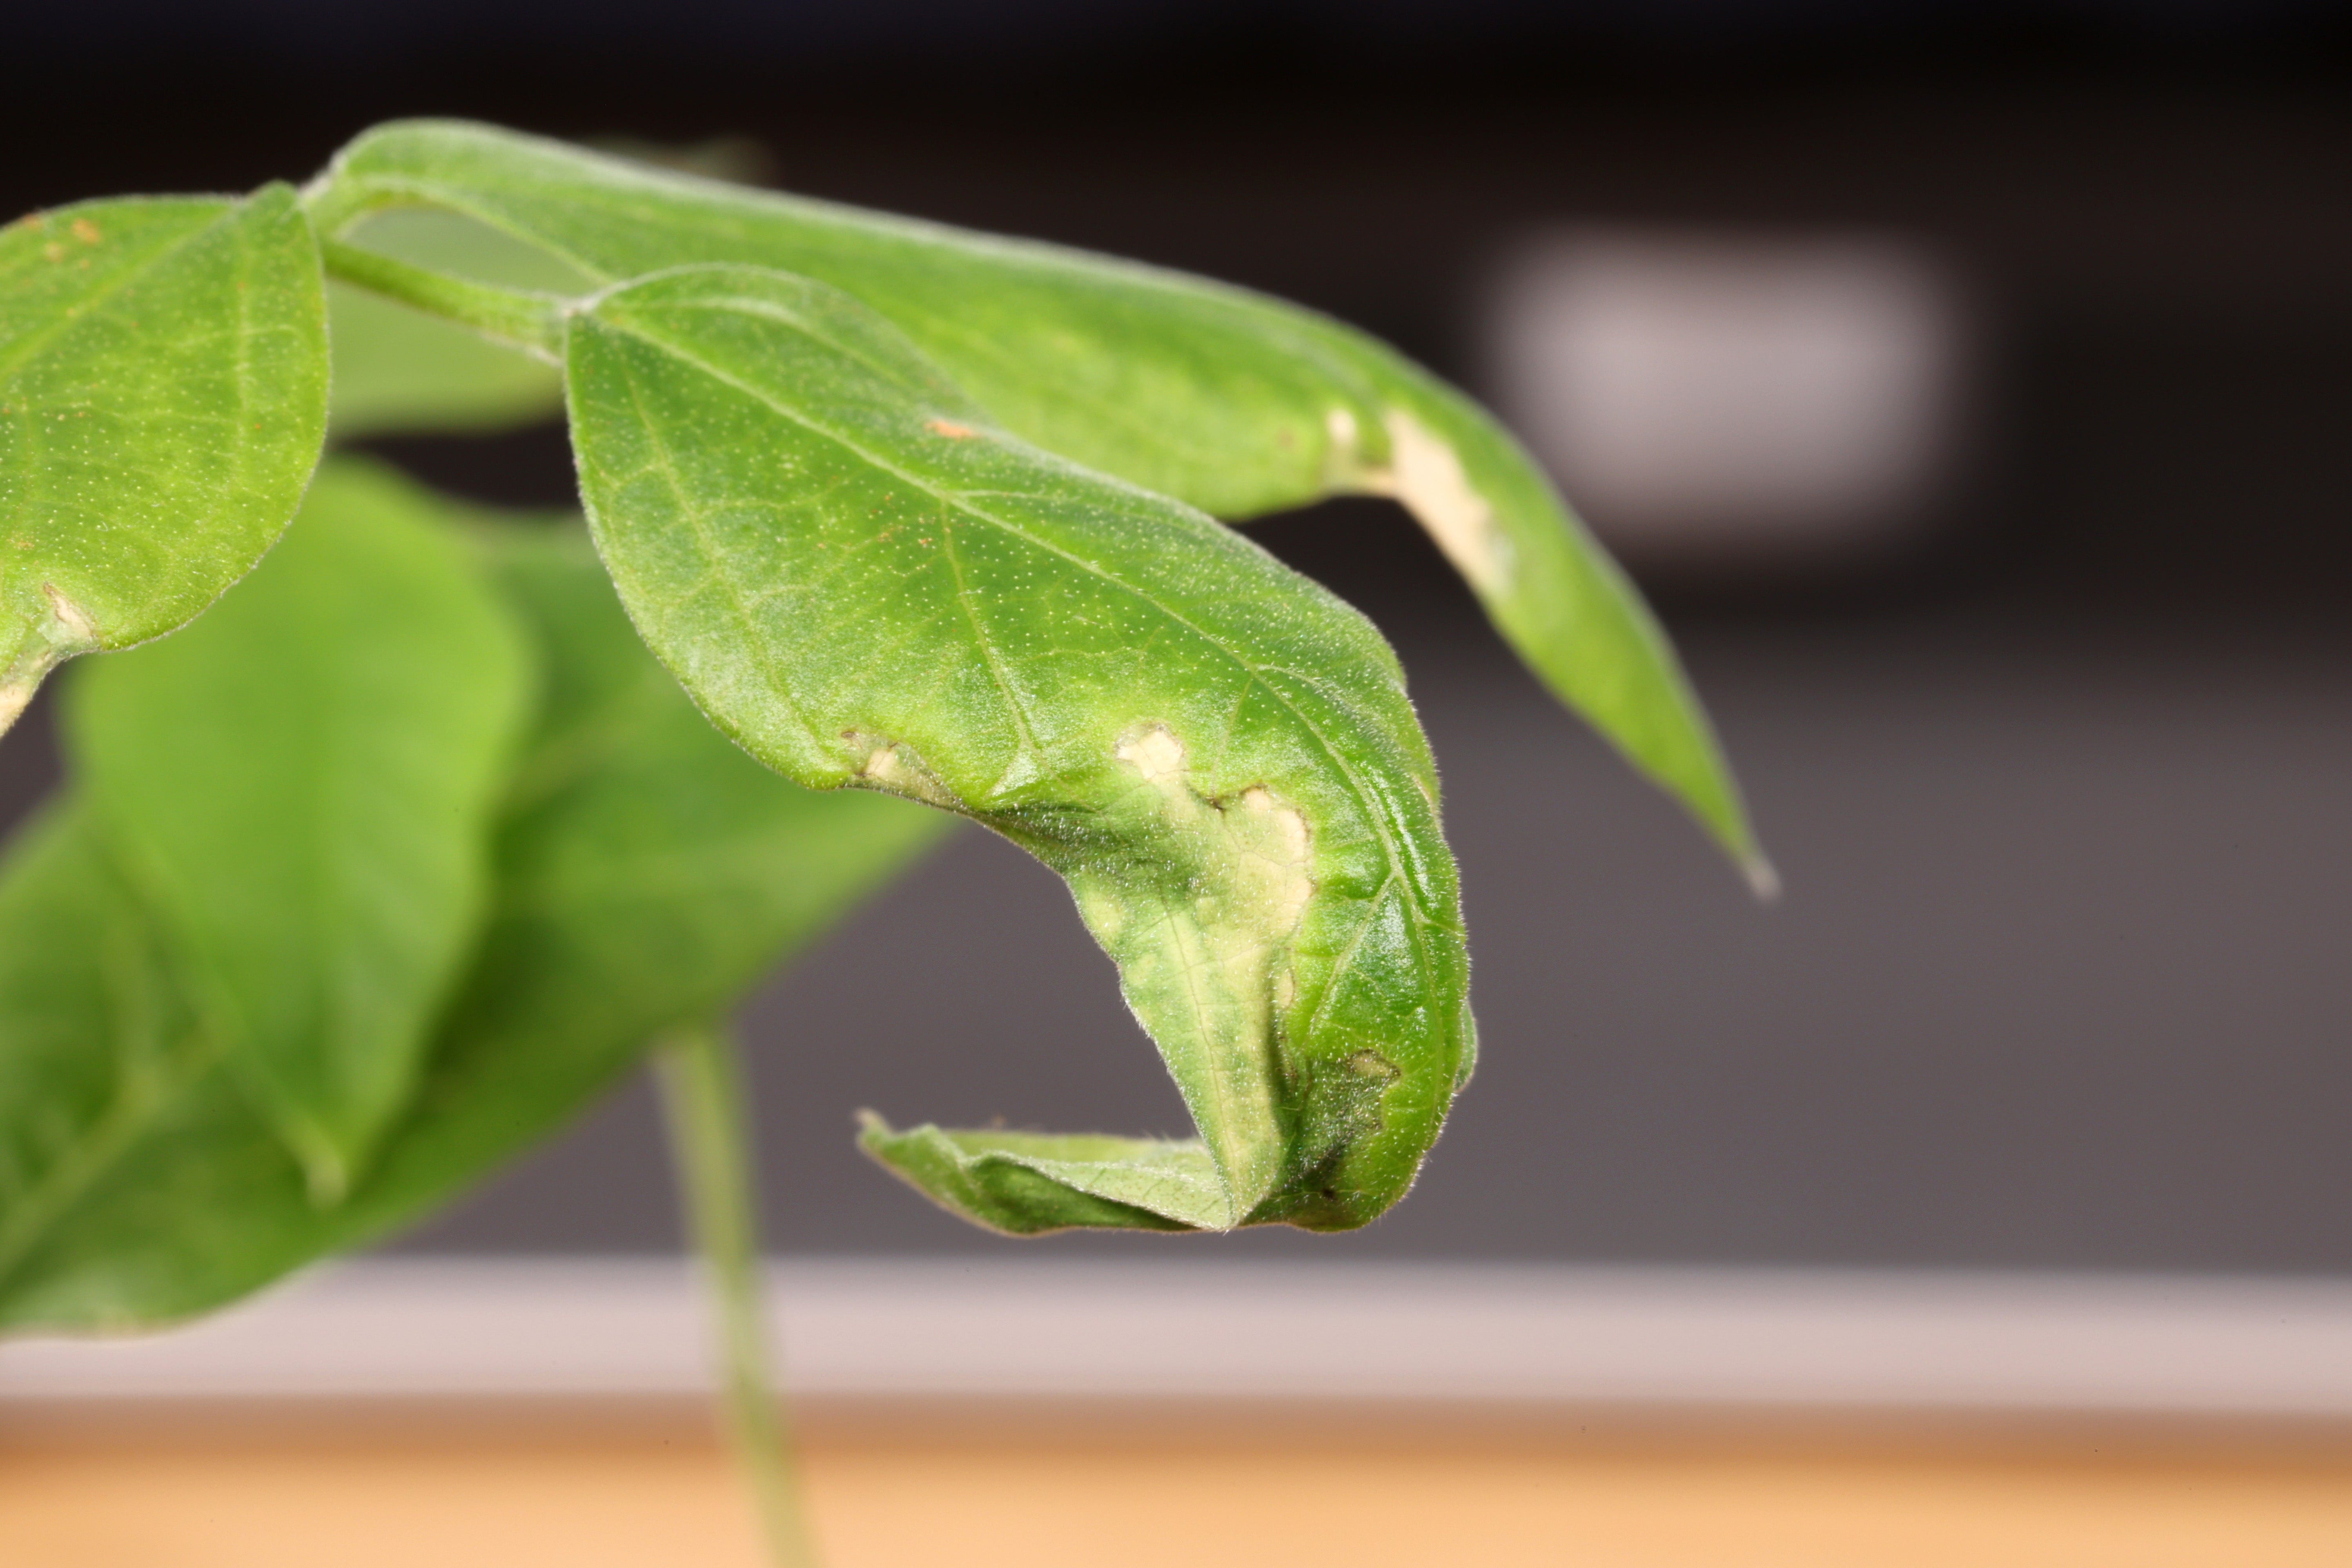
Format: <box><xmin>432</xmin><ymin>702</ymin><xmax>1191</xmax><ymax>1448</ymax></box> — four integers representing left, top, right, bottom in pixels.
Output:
<box><xmin>318</xmin><ymin>238</ymin><xmax>567</xmax><ymax>362</ymax></box>
<box><xmin>654</xmin><ymin>1022</ymin><xmax>821</xmax><ymax>1568</ymax></box>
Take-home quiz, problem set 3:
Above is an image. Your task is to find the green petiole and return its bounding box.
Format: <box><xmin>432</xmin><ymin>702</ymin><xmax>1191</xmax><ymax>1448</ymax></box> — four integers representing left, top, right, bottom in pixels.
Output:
<box><xmin>654</xmin><ymin>1021</ymin><xmax>821</xmax><ymax>1568</ymax></box>
<box><xmin>318</xmin><ymin>236</ymin><xmax>568</xmax><ymax>361</ymax></box>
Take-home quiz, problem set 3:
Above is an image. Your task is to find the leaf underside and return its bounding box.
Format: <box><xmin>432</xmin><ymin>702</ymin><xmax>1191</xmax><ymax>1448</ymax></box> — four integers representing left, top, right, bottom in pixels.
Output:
<box><xmin>858</xmin><ymin>1118</ymin><xmax>1226</xmax><ymax>1235</ymax></box>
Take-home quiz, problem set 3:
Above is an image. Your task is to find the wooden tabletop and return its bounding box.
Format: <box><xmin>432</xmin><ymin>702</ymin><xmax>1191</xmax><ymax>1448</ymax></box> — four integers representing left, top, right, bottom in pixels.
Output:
<box><xmin>9</xmin><ymin>1421</ymin><xmax>2352</xmax><ymax>1568</ymax></box>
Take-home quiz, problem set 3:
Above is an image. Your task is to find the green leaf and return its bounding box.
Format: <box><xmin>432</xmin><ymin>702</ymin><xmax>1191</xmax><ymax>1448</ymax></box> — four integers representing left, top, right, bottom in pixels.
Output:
<box><xmin>307</xmin><ymin>120</ymin><xmax>1765</xmax><ymax>883</ymax></box>
<box><xmin>856</xmin><ymin>1118</ymin><xmax>1225</xmax><ymax>1234</ymax></box>
<box><xmin>0</xmin><ymin>509</ymin><xmax>944</xmax><ymax>1332</ymax></box>
<box><xmin>564</xmin><ymin>264</ymin><xmax>1472</xmax><ymax>1234</ymax></box>
<box><xmin>324</xmin><ymin>210</ymin><xmax>574</xmax><ymax>439</ymax></box>
<box><xmin>1</xmin><ymin>187</ymin><xmax>327</xmax><ymax>734</ymax></box>
<box><xmin>65</xmin><ymin>459</ymin><xmax>535</xmax><ymax>1200</ymax></box>
<box><xmin>0</xmin><ymin>803</ymin><xmax>216</xmax><ymax>1308</ymax></box>
<box><xmin>379</xmin><ymin>521</ymin><xmax>945</xmax><ymax>1228</ymax></box>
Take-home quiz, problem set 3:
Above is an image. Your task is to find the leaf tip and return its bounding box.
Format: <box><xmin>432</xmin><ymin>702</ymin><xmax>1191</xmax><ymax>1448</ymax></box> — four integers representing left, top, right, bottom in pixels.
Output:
<box><xmin>274</xmin><ymin>1112</ymin><xmax>356</xmax><ymax>1209</ymax></box>
<box><xmin>299</xmin><ymin>1148</ymin><xmax>353</xmax><ymax>1209</ymax></box>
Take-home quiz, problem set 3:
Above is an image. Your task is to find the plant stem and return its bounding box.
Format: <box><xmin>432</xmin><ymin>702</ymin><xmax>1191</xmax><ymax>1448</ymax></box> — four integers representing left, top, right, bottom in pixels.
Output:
<box><xmin>318</xmin><ymin>237</ymin><xmax>569</xmax><ymax>361</ymax></box>
<box><xmin>654</xmin><ymin>1022</ymin><xmax>820</xmax><ymax>1568</ymax></box>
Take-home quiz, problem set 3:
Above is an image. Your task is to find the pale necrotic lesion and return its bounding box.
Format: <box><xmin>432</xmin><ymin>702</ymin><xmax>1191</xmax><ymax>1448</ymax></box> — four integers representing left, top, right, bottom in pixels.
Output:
<box><xmin>1368</xmin><ymin>411</ymin><xmax>1512</xmax><ymax>596</ymax></box>
<box><xmin>1319</xmin><ymin>403</ymin><xmax>1513</xmax><ymax>597</ymax></box>
<box><xmin>1</xmin><ymin>584</ymin><xmax>102</xmax><ymax>737</ymax></box>
<box><xmin>1078</xmin><ymin>722</ymin><xmax>1316</xmax><ymax>1218</ymax></box>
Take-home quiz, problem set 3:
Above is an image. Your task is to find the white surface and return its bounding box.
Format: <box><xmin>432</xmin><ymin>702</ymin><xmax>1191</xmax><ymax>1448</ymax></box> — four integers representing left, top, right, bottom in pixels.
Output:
<box><xmin>1485</xmin><ymin>226</ymin><xmax>1962</xmax><ymax>560</ymax></box>
<box><xmin>7</xmin><ymin>1259</ymin><xmax>2352</xmax><ymax>1418</ymax></box>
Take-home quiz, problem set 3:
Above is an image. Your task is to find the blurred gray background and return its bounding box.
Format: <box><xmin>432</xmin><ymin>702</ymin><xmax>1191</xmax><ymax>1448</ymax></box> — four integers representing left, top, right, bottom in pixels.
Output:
<box><xmin>4</xmin><ymin>0</ymin><xmax>2346</xmax><ymax>1272</ymax></box>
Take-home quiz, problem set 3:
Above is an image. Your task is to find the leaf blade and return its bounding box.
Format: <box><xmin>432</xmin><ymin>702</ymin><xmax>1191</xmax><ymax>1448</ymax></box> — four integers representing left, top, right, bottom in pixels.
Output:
<box><xmin>0</xmin><ymin>802</ymin><xmax>214</xmax><ymax>1299</ymax></box>
<box><xmin>1</xmin><ymin>187</ymin><xmax>328</xmax><ymax>731</ymax></box>
<box><xmin>0</xmin><ymin>512</ymin><xmax>944</xmax><ymax>1332</ymax></box>
<box><xmin>65</xmin><ymin>459</ymin><xmax>534</xmax><ymax>1198</ymax></box>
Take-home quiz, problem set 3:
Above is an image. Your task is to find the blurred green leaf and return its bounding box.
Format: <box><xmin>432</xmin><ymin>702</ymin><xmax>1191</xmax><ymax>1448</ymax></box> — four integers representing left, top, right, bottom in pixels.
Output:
<box><xmin>0</xmin><ymin>803</ymin><xmax>213</xmax><ymax>1311</ymax></box>
<box><xmin>67</xmin><ymin>460</ymin><xmax>535</xmax><ymax>1199</ymax></box>
<box><xmin>325</xmin><ymin>210</ymin><xmax>575</xmax><ymax>439</ymax></box>
<box><xmin>310</xmin><ymin>120</ymin><xmax>1764</xmax><ymax>883</ymax></box>
<box><xmin>0</xmin><ymin>499</ymin><xmax>943</xmax><ymax>1332</ymax></box>
<box><xmin>1</xmin><ymin>187</ymin><xmax>326</xmax><ymax>734</ymax></box>
<box><xmin>566</xmin><ymin>265</ymin><xmax>1471</xmax><ymax>1234</ymax></box>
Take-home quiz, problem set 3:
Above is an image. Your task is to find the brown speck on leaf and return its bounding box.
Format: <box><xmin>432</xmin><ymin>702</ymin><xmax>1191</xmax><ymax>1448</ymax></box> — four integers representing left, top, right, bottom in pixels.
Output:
<box><xmin>916</xmin><ymin>537</ymin><xmax>932</xmax><ymax>546</ymax></box>
<box><xmin>69</xmin><ymin>218</ymin><xmax>101</xmax><ymax>245</ymax></box>
<box><xmin>11</xmin><ymin>539</ymin><xmax>32</xmax><ymax>551</ymax></box>
<box><xmin>926</xmin><ymin>419</ymin><xmax>978</xmax><ymax>440</ymax></box>
<box><xmin>42</xmin><ymin>242</ymin><xmax>64</xmax><ymax>264</ymax></box>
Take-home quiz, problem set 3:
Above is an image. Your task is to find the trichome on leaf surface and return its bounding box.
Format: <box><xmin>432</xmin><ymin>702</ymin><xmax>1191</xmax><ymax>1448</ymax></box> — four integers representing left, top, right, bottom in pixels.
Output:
<box><xmin>0</xmin><ymin>120</ymin><xmax>1764</xmax><ymax>1560</ymax></box>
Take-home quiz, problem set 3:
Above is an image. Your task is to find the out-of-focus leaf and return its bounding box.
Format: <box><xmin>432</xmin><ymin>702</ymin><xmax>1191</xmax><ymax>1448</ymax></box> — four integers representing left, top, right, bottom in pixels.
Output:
<box><xmin>1</xmin><ymin>188</ymin><xmax>326</xmax><ymax>735</ymax></box>
<box><xmin>307</xmin><ymin>120</ymin><xmax>1765</xmax><ymax>883</ymax></box>
<box><xmin>0</xmin><ymin>515</ymin><xmax>944</xmax><ymax>1332</ymax></box>
<box><xmin>0</xmin><ymin>804</ymin><xmax>213</xmax><ymax>1306</ymax></box>
<box><xmin>566</xmin><ymin>265</ymin><xmax>1471</xmax><ymax>1235</ymax></box>
<box><xmin>67</xmin><ymin>460</ymin><xmax>533</xmax><ymax>1200</ymax></box>
<box><xmin>325</xmin><ymin>210</ymin><xmax>574</xmax><ymax>439</ymax></box>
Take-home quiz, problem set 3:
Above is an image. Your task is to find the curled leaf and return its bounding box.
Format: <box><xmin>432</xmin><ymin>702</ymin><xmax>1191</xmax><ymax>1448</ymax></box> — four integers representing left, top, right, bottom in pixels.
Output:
<box><xmin>564</xmin><ymin>265</ymin><xmax>1473</xmax><ymax>1232</ymax></box>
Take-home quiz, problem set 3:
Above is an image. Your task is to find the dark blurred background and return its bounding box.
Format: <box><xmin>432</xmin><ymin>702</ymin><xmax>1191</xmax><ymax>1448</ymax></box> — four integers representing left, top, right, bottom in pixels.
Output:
<box><xmin>4</xmin><ymin>1</ymin><xmax>2346</xmax><ymax>1272</ymax></box>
